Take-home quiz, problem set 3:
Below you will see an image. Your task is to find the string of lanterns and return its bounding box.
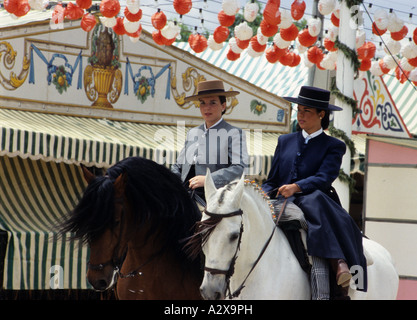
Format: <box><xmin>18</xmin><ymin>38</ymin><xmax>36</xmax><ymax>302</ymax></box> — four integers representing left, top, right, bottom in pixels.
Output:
<box><xmin>2</xmin><ymin>0</ymin><xmax>417</xmax><ymax>85</ymax></box>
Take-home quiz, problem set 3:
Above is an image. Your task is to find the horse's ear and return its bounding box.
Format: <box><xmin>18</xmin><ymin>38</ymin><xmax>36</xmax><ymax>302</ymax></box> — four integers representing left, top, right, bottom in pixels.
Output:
<box><xmin>81</xmin><ymin>164</ymin><xmax>95</xmax><ymax>184</ymax></box>
<box><xmin>232</xmin><ymin>173</ymin><xmax>245</xmax><ymax>206</ymax></box>
<box><xmin>204</xmin><ymin>168</ymin><xmax>217</xmax><ymax>200</ymax></box>
<box><xmin>114</xmin><ymin>173</ymin><xmax>126</xmax><ymax>198</ymax></box>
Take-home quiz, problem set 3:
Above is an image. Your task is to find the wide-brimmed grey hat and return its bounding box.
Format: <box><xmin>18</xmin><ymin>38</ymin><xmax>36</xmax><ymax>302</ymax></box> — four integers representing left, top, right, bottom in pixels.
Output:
<box><xmin>284</xmin><ymin>86</ymin><xmax>342</xmax><ymax>111</ymax></box>
<box><xmin>184</xmin><ymin>80</ymin><xmax>240</xmax><ymax>102</ymax></box>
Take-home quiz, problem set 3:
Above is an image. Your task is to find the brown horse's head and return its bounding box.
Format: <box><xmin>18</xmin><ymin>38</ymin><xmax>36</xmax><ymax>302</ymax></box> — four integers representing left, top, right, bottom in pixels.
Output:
<box><xmin>59</xmin><ymin>157</ymin><xmax>202</xmax><ymax>297</ymax></box>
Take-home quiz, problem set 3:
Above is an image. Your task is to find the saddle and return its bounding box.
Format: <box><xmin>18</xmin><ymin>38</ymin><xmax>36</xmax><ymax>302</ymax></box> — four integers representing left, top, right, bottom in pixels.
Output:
<box><xmin>273</xmin><ymin>199</ymin><xmax>311</xmax><ymax>274</ymax></box>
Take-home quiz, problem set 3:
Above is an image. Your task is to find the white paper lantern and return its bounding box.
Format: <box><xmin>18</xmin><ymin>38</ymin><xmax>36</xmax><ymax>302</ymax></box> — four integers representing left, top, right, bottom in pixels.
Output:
<box><xmin>244</xmin><ymin>2</ymin><xmax>258</xmax><ymax>22</ymax></box>
<box><xmin>229</xmin><ymin>37</ymin><xmax>244</xmax><ymax>54</ymax></box>
<box><xmin>332</xmin><ymin>1</ymin><xmax>340</xmax><ymax>18</ymax></box>
<box><xmin>247</xmin><ymin>45</ymin><xmax>263</xmax><ymax>58</ymax></box>
<box><xmin>383</xmin><ymin>37</ymin><xmax>401</xmax><ymax>55</ymax></box>
<box><xmin>409</xmin><ymin>69</ymin><xmax>417</xmax><ymax>81</ymax></box>
<box><xmin>400</xmin><ymin>57</ymin><xmax>414</xmax><ymax>72</ymax></box>
<box><xmin>126</xmin><ymin>0</ymin><xmax>140</xmax><ymax>14</ymax></box>
<box><xmin>387</xmin><ymin>11</ymin><xmax>404</xmax><ymax>33</ymax></box>
<box><xmin>356</xmin><ymin>29</ymin><xmax>366</xmax><ymax>48</ymax></box>
<box><xmin>208</xmin><ymin>35</ymin><xmax>223</xmax><ymax>51</ymax></box>
<box><xmin>321</xmin><ymin>54</ymin><xmax>336</xmax><ymax>70</ymax></box>
<box><xmin>123</xmin><ymin>19</ymin><xmax>140</xmax><ymax>33</ymax></box>
<box><xmin>296</xmin><ymin>40</ymin><xmax>308</xmax><ymax>54</ymax></box>
<box><xmin>328</xmin><ymin>25</ymin><xmax>339</xmax><ymax>42</ymax></box>
<box><xmin>161</xmin><ymin>21</ymin><xmax>180</xmax><ymax>40</ymax></box>
<box><xmin>257</xmin><ymin>28</ymin><xmax>268</xmax><ymax>45</ymax></box>
<box><xmin>303</xmin><ymin>53</ymin><xmax>314</xmax><ymax>68</ymax></box>
<box><xmin>318</xmin><ymin>0</ymin><xmax>335</xmax><ymax>16</ymax></box>
<box><xmin>29</xmin><ymin>0</ymin><xmax>49</xmax><ymax>11</ymax></box>
<box><xmin>401</xmin><ymin>41</ymin><xmax>417</xmax><ymax>59</ymax></box>
<box><xmin>100</xmin><ymin>16</ymin><xmax>117</xmax><ymax>28</ymax></box>
<box><xmin>234</xmin><ymin>21</ymin><xmax>253</xmax><ymax>40</ymax></box>
<box><xmin>273</xmin><ymin>33</ymin><xmax>291</xmax><ymax>49</ymax></box>
<box><xmin>370</xmin><ymin>60</ymin><xmax>383</xmax><ymax>76</ymax></box>
<box><xmin>374</xmin><ymin>9</ymin><xmax>388</xmax><ymax>30</ymax></box>
<box><xmin>308</xmin><ymin>18</ymin><xmax>322</xmax><ymax>37</ymax></box>
<box><xmin>383</xmin><ymin>55</ymin><xmax>399</xmax><ymax>69</ymax></box>
<box><xmin>222</xmin><ymin>0</ymin><xmax>239</xmax><ymax>16</ymax></box>
<box><xmin>279</xmin><ymin>9</ymin><xmax>293</xmax><ymax>29</ymax></box>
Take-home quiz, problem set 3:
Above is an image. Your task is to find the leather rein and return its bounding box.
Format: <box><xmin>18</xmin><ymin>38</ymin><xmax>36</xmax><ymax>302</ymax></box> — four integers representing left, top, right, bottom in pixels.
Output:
<box><xmin>87</xmin><ymin>196</ymin><xmax>154</xmax><ymax>281</ymax></box>
<box><xmin>203</xmin><ymin>199</ymin><xmax>287</xmax><ymax>299</ymax></box>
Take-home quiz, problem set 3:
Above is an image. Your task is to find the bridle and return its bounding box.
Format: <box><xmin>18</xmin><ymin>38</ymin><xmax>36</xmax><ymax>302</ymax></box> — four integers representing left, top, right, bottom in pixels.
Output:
<box><xmin>203</xmin><ymin>208</ymin><xmax>244</xmax><ymax>298</ymax></box>
<box><xmin>202</xmin><ymin>199</ymin><xmax>287</xmax><ymax>299</ymax></box>
<box><xmin>87</xmin><ymin>196</ymin><xmax>154</xmax><ymax>283</ymax></box>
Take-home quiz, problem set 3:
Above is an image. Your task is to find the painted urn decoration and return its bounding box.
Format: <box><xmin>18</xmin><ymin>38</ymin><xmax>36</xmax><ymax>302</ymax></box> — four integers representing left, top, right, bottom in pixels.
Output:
<box><xmin>84</xmin><ymin>25</ymin><xmax>122</xmax><ymax>108</ymax></box>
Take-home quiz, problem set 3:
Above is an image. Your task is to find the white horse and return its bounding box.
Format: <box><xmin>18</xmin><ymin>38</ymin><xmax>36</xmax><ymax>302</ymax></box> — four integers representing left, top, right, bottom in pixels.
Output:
<box><xmin>198</xmin><ymin>171</ymin><xmax>399</xmax><ymax>300</ymax></box>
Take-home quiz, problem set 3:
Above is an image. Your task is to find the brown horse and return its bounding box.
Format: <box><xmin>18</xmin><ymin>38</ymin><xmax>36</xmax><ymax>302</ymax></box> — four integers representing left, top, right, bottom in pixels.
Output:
<box><xmin>60</xmin><ymin>157</ymin><xmax>203</xmax><ymax>299</ymax></box>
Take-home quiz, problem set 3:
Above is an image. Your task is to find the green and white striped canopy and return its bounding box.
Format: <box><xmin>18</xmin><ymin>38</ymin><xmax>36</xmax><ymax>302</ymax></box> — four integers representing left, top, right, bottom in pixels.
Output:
<box><xmin>0</xmin><ymin>108</ymin><xmax>279</xmax><ymax>289</ymax></box>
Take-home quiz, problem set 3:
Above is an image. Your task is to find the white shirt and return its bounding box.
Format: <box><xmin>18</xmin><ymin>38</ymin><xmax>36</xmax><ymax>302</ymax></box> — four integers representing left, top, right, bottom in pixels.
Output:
<box><xmin>302</xmin><ymin>128</ymin><xmax>323</xmax><ymax>144</ymax></box>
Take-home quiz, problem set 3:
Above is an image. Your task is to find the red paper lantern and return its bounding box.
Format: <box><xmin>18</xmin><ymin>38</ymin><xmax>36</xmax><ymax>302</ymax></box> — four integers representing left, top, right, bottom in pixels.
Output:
<box><xmin>14</xmin><ymin>0</ymin><xmax>30</xmax><ymax>17</ymax></box>
<box><xmin>126</xmin><ymin>24</ymin><xmax>142</xmax><ymax>38</ymax></box>
<box><xmin>307</xmin><ymin>46</ymin><xmax>324</xmax><ymax>65</ymax></box>
<box><xmin>65</xmin><ymin>2</ymin><xmax>84</xmax><ymax>20</ymax></box>
<box><xmin>153</xmin><ymin>30</ymin><xmax>167</xmax><ymax>45</ymax></box>
<box><xmin>291</xmin><ymin>0</ymin><xmax>306</xmax><ymax>21</ymax></box>
<box><xmin>213</xmin><ymin>26</ymin><xmax>230</xmax><ymax>43</ymax></box>
<box><xmin>99</xmin><ymin>0</ymin><xmax>120</xmax><ymax>18</ymax></box>
<box><xmin>391</xmin><ymin>25</ymin><xmax>408</xmax><ymax>41</ymax></box>
<box><xmin>81</xmin><ymin>13</ymin><xmax>97</xmax><ymax>32</ymax></box>
<box><xmin>173</xmin><ymin>0</ymin><xmax>192</xmax><ymax>16</ymax></box>
<box><xmin>151</xmin><ymin>10</ymin><xmax>167</xmax><ymax>30</ymax></box>
<box><xmin>227</xmin><ymin>49</ymin><xmax>240</xmax><ymax>61</ymax></box>
<box><xmin>324</xmin><ymin>38</ymin><xmax>337</xmax><ymax>52</ymax></box>
<box><xmin>113</xmin><ymin>17</ymin><xmax>126</xmax><ymax>35</ymax></box>
<box><xmin>51</xmin><ymin>4</ymin><xmax>65</xmax><ymax>24</ymax></box>
<box><xmin>395</xmin><ymin>66</ymin><xmax>410</xmax><ymax>84</ymax></box>
<box><xmin>378</xmin><ymin>59</ymin><xmax>390</xmax><ymax>74</ymax></box>
<box><xmin>3</xmin><ymin>0</ymin><xmax>19</xmax><ymax>14</ymax></box>
<box><xmin>359</xmin><ymin>59</ymin><xmax>372</xmax><ymax>71</ymax></box>
<box><xmin>265</xmin><ymin>44</ymin><xmax>286</xmax><ymax>63</ymax></box>
<box><xmin>413</xmin><ymin>27</ymin><xmax>417</xmax><ymax>45</ymax></box>
<box><xmin>280</xmin><ymin>23</ymin><xmax>299</xmax><ymax>42</ymax></box>
<box><xmin>408</xmin><ymin>56</ymin><xmax>417</xmax><ymax>67</ymax></box>
<box><xmin>189</xmin><ymin>33</ymin><xmax>208</xmax><ymax>53</ymax></box>
<box><xmin>357</xmin><ymin>42</ymin><xmax>376</xmax><ymax>60</ymax></box>
<box><xmin>76</xmin><ymin>0</ymin><xmax>92</xmax><ymax>10</ymax></box>
<box><xmin>279</xmin><ymin>50</ymin><xmax>293</xmax><ymax>66</ymax></box>
<box><xmin>236</xmin><ymin>38</ymin><xmax>250</xmax><ymax>49</ymax></box>
<box><xmin>298</xmin><ymin>29</ymin><xmax>317</xmax><ymax>47</ymax></box>
<box><xmin>372</xmin><ymin>22</ymin><xmax>386</xmax><ymax>36</ymax></box>
<box><xmin>291</xmin><ymin>52</ymin><xmax>301</xmax><ymax>67</ymax></box>
<box><xmin>218</xmin><ymin>10</ymin><xmax>235</xmax><ymax>27</ymax></box>
<box><xmin>260</xmin><ymin>19</ymin><xmax>278</xmax><ymax>37</ymax></box>
<box><xmin>263</xmin><ymin>0</ymin><xmax>281</xmax><ymax>25</ymax></box>
<box><xmin>330</xmin><ymin>12</ymin><xmax>339</xmax><ymax>27</ymax></box>
<box><xmin>250</xmin><ymin>36</ymin><xmax>267</xmax><ymax>52</ymax></box>
<box><xmin>124</xmin><ymin>7</ymin><xmax>142</xmax><ymax>22</ymax></box>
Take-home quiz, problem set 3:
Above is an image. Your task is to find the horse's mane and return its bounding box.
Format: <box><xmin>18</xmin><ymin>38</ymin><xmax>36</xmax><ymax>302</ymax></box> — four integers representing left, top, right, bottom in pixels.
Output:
<box><xmin>60</xmin><ymin>157</ymin><xmax>202</xmax><ymax>258</ymax></box>
<box><xmin>185</xmin><ymin>179</ymin><xmax>274</xmax><ymax>260</ymax></box>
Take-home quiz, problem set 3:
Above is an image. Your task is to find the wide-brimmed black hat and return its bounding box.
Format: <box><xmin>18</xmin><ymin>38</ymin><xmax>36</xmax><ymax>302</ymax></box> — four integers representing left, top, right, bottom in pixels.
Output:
<box><xmin>184</xmin><ymin>80</ymin><xmax>240</xmax><ymax>102</ymax></box>
<box><xmin>283</xmin><ymin>86</ymin><xmax>342</xmax><ymax>111</ymax></box>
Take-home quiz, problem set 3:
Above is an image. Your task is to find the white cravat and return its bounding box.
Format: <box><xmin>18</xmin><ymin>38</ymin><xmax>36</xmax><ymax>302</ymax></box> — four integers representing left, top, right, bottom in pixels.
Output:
<box><xmin>302</xmin><ymin>128</ymin><xmax>323</xmax><ymax>144</ymax></box>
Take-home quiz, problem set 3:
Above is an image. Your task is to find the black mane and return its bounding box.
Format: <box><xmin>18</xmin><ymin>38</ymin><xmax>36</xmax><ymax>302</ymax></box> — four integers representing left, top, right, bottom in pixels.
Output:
<box><xmin>59</xmin><ymin>157</ymin><xmax>201</xmax><ymax>257</ymax></box>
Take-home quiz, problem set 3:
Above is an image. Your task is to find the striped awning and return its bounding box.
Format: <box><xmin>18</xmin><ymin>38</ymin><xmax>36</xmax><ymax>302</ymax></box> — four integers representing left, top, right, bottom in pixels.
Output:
<box><xmin>0</xmin><ymin>108</ymin><xmax>280</xmax><ymax>289</ymax></box>
<box><xmin>0</xmin><ymin>155</ymin><xmax>89</xmax><ymax>289</ymax></box>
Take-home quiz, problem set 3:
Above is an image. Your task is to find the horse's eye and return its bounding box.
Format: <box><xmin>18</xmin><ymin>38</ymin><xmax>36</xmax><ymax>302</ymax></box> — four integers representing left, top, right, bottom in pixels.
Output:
<box><xmin>229</xmin><ymin>232</ymin><xmax>239</xmax><ymax>242</ymax></box>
